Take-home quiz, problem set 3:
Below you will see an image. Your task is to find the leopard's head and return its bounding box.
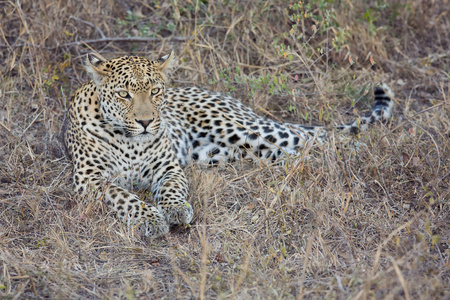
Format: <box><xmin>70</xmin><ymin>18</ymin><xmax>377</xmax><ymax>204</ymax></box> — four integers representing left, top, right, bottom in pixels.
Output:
<box><xmin>85</xmin><ymin>52</ymin><xmax>175</xmax><ymax>140</ymax></box>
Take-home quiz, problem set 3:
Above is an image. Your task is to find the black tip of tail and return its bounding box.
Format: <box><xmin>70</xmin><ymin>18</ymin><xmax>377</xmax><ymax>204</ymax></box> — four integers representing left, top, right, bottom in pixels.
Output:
<box><xmin>372</xmin><ymin>85</ymin><xmax>393</xmax><ymax>111</ymax></box>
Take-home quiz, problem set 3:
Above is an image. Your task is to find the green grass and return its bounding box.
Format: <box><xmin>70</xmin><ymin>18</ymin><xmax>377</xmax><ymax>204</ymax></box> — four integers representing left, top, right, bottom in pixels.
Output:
<box><xmin>0</xmin><ymin>0</ymin><xmax>448</xmax><ymax>299</ymax></box>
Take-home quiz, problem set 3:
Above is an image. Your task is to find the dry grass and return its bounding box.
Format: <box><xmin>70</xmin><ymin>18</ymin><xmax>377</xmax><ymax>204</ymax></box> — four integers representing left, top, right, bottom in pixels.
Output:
<box><xmin>0</xmin><ymin>0</ymin><xmax>449</xmax><ymax>299</ymax></box>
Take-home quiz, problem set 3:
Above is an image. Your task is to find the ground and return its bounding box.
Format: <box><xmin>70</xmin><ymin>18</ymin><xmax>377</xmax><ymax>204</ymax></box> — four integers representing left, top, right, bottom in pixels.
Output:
<box><xmin>0</xmin><ymin>1</ymin><xmax>448</xmax><ymax>299</ymax></box>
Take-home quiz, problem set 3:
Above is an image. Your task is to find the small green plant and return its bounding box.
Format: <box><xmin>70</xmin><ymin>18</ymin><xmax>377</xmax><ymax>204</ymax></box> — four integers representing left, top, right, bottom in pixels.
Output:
<box><xmin>42</xmin><ymin>56</ymin><xmax>70</xmax><ymax>96</ymax></box>
<box><xmin>36</xmin><ymin>237</ymin><xmax>49</xmax><ymax>248</ymax></box>
<box><xmin>210</xmin><ymin>67</ymin><xmax>291</xmax><ymax>98</ymax></box>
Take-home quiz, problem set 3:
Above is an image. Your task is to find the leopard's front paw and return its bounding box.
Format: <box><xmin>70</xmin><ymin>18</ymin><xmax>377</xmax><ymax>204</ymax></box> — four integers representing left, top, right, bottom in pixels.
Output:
<box><xmin>124</xmin><ymin>204</ymin><xmax>169</xmax><ymax>238</ymax></box>
<box><xmin>159</xmin><ymin>202</ymin><xmax>194</xmax><ymax>225</ymax></box>
<box><xmin>140</xmin><ymin>217</ymin><xmax>169</xmax><ymax>238</ymax></box>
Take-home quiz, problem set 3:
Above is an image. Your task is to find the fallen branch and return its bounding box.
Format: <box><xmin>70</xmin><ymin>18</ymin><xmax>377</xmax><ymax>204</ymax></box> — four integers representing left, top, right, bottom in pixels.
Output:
<box><xmin>0</xmin><ymin>36</ymin><xmax>190</xmax><ymax>49</ymax></box>
<box><xmin>60</xmin><ymin>36</ymin><xmax>189</xmax><ymax>47</ymax></box>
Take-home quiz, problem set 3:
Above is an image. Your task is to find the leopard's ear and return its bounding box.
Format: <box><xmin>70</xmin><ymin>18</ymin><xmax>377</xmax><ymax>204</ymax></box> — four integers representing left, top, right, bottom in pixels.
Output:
<box><xmin>155</xmin><ymin>51</ymin><xmax>175</xmax><ymax>81</ymax></box>
<box><xmin>85</xmin><ymin>53</ymin><xmax>110</xmax><ymax>85</ymax></box>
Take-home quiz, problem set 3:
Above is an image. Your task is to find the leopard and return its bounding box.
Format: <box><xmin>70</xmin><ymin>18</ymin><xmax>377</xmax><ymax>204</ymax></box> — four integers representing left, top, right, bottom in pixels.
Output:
<box><xmin>64</xmin><ymin>52</ymin><xmax>394</xmax><ymax>238</ymax></box>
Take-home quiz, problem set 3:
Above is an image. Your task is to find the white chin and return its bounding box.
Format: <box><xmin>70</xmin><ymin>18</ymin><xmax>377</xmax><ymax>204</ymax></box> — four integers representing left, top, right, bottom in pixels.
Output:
<box><xmin>132</xmin><ymin>133</ymin><xmax>153</xmax><ymax>142</ymax></box>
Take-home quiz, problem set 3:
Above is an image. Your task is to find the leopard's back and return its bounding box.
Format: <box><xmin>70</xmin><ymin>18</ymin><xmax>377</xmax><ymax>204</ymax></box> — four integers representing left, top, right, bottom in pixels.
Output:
<box><xmin>163</xmin><ymin>85</ymin><xmax>394</xmax><ymax>165</ymax></box>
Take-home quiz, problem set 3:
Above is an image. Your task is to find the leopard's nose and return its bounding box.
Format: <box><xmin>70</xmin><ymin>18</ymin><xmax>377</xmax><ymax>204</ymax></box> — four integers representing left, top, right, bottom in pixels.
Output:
<box><xmin>136</xmin><ymin>119</ymin><xmax>153</xmax><ymax>129</ymax></box>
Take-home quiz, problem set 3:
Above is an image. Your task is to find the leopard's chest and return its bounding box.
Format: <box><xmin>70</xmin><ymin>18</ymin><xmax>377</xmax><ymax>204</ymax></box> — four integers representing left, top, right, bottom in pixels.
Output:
<box><xmin>102</xmin><ymin>139</ymin><xmax>158</xmax><ymax>191</ymax></box>
<box><xmin>113</xmin><ymin>157</ymin><xmax>151</xmax><ymax>191</ymax></box>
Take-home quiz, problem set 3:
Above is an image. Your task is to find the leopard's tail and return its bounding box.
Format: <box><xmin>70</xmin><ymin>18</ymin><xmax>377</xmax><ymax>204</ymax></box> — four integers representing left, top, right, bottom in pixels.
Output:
<box><xmin>336</xmin><ymin>83</ymin><xmax>394</xmax><ymax>134</ymax></box>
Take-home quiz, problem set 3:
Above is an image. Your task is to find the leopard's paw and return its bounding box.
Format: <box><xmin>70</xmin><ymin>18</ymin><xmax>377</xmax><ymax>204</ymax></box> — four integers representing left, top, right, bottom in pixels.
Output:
<box><xmin>139</xmin><ymin>206</ymin><xmax>169</xmax><ymax>237</ymax></box>
<box><xmin>159</xmin><ymin>201</ymin><xmax>194</xmax><ymax>226</ymax></box>
<box><xmin>122</xmin><ymin>204</ymin><xmax>169</xmax><ymax>238</ymax></box>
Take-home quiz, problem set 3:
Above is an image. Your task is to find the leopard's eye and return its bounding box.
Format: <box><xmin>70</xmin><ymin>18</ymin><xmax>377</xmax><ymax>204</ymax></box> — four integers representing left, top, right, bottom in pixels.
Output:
<box><xmin>116</xmin><ymin>91</ymin><xmax>130</xmax><ymax>99</ymax></box>
<box><xmin>151</xmin><ymin>88</ymin><xmax>160</xmax><ymax>95</ymax></box>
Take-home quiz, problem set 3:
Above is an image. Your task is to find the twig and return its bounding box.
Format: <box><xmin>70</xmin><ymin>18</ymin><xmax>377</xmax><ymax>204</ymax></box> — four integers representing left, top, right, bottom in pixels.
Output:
<box><xmin>388</xmin><ymin>255</ymin><xmax>411</xmax><ymax>300</ymax></box>
<box><xmin>22</xmin><ymin>111</ymin><xmax>42</xmax><ymax>135</ymax></box>
<box><xmin>379</xmin><ymin>102</ymin><xmax>444</xmax><ymax>139</ymax></box>
<box><xmin>0</xmin><ymin>121</ymin><xmax>10</xmax><ymax>132</ymax></box>
<box><xmin>356</xmin><ymin>214</ymin><xmax>421</xmax><ymax>300</ymax></box>
<box><xmin>59</xmin><ymin>36</ymin><xmax>190</xmax><ymax>48</ymax></box>
<box><xmin>297</xmin><ymin>234</ymin><xmax>314</xmax><ymax>300</ymax></box>
<box><xmin>0</xmin><ymin>36</ymin><xmax>190</xmax><ymax>49</ymax></box>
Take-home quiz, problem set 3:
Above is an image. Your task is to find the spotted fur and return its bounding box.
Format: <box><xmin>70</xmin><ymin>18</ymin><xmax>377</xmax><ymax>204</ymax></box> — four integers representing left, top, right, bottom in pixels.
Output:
<box><xmin>64</xmin><ymin>52</ymin><xmax>394</xmax><ymax>238</ymax></box>
<box><xmin>164</xmin><ymin>83</ymin><xmax>394</xmax><ymax>165</ymax></box>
